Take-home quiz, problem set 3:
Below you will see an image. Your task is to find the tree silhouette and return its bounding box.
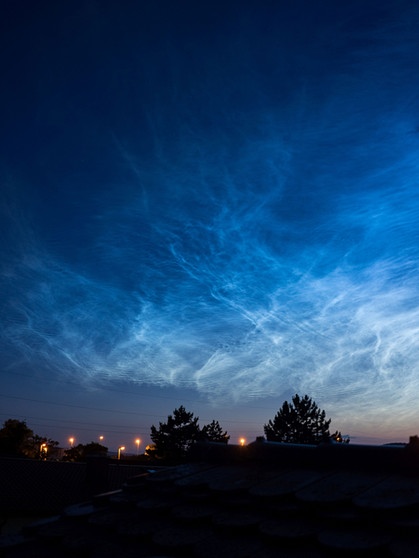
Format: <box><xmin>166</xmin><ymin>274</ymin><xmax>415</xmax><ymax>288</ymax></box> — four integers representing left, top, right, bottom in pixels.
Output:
<box><xmin>63</xmin><ymin>442</ymin><xmax>108</xmax><ymax>462</ymax></box>
<box><xmin>0</xmin><ymin>419</ymin><xmax>34</xmax><ymax>457</ymax></box>
<box><xmin>331</xmin><ymin>430</ymin><xmax>350</xmax><ymax>443</ymax></box>
<box><xmin>199</xmin><ymin>420</ymin><xmax>230</xmax><ymax>443</ymax></box>
<box><xmin>150</xmin><ymin>405</ymin><xmax>200</xmax><ymax>461</ymax></box>
<box><xmin>0</xmin><ymin>419</ymin><xmax>59</xmax><ymax>458</ymax></box>
<box><xmin>264</xmin><ymin>394</ymin><xmax>331</xmax><ymax>444</ymax></box>
<box><xmin>30</xmin><ymin>434</ymin><xmax>59</xmax><ymax>460</ymax></box>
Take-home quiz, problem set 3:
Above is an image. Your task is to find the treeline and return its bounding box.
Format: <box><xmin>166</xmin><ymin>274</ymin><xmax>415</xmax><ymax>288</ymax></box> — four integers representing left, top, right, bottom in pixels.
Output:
<box><xmin>0</xmin><ymin>419</ymin><xmax>59</xmax><ymax>459</ymax></box>
<box><xmin>147</xmin><ymin>396</ymin><xmax>348</xmax><ymax>461</ymax></box>
<box><xmin>0</xmin><ymin>395</ymin><xmax>348</xmax><ymax>463</ymax></box>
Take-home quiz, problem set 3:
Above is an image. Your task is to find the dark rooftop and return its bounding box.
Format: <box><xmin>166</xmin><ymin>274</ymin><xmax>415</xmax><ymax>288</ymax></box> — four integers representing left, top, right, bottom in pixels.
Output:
<box><xmin>3</xmin><ymin>439</ymin><xmax>419</xmax><ymax>557</ymax></box>
<box><xmin>0</xmin><ymin>457</ymin><xmax>153</xmax><ymax>516</ymax></box>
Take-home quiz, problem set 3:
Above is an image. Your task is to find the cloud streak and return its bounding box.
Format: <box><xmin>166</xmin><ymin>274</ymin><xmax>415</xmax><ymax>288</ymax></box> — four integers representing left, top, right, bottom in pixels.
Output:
<box><xmin>2</xmin><ymin>0</ymin><xmax>419</xmax><ymax>440</ymax></box>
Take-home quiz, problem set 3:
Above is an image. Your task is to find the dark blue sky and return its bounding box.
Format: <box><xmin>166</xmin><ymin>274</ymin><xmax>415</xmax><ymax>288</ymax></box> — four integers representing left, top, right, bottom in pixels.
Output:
<box><xmin>2</xmin><ymin>0</ymin><xmax>419</xmax><ymax>450</ymax></box>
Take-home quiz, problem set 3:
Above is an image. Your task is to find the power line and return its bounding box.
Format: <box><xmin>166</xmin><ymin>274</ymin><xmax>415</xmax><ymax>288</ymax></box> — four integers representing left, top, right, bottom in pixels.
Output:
<box><xmin>0</xmin><ymin>412</ymin><xmax>145</xmax><ymax>433</ymax></box>
<box><xmin>1</xmin><ymin>369</ymin><xmax>209</xmax><ymax>404</ymax></box>
<box><xmin>0</xmin><ymin>393</ymin><xmax>161</xmax><ymax>418</ymax></box>
<box><xmin>0</xmin><ymin>412</ymin><xmax>260</xmax><ymax>443</ymax></box>
<box><xmin>1</xmin><ymin>368</ymin><xmax>279</xmax><ymax>411</ymax></box>
<box><xmin>0</xmin><ymin>393</ymin><xmax>266</xmax><ymax>424</ymax></box>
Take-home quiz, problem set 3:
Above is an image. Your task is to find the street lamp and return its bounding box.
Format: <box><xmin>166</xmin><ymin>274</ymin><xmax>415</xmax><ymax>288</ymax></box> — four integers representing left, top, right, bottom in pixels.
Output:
<box><xmin>239</xmin><ymin>437</ymin><xmax>246</xmax><ymax>447</ymax></box>
<box><xmin>69</xmin><ymin>437</ymin><xmax>74</xmax><ymax>448</ymax></box>
<box><xmin>118</xmin><ymin>446</ymin><xmax>125</xmax><ymax>460</ymax></box>
<box><xmin>135</xmin><ymin>438</ymin><xmax>141</xmax><ymax>455</ymax></box>
<box><xmin>40</xmin><ymin>443</ymin><xmax>48</xmax><ymax>460</ymax></box>
<box><xmin>99</xmin><ymin>435</ymin><xmax>104</xmax><ymax>442</ymax></box>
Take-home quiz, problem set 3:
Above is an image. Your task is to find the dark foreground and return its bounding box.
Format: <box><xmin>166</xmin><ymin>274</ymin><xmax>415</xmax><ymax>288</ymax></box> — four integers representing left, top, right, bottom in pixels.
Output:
<box><xmin>2</xmin><ymin>440</ymin><xmax>419</xmax><ymax>557</ymax></box>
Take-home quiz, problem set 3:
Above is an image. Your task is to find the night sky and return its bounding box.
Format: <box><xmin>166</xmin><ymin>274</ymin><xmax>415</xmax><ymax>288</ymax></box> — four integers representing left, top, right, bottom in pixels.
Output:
<box><xmin>2</xmin><ymin>0</ymin><xmax>419</xmax><ymax>452</ymax></box>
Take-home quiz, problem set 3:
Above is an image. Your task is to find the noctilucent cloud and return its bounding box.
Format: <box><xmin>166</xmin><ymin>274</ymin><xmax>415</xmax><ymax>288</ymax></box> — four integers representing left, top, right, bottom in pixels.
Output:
<box><xmin>2</xmin><ymin>0</ymin><xmax>419</xmax><ymax>449</ymax></box>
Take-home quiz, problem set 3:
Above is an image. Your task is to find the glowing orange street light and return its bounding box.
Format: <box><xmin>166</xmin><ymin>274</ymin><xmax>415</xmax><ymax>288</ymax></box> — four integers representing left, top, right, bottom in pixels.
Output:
<box><xmin>40</xmin><ymin>443</ymin><xmax>48</xmax><ymax>459</ymax></box>
<box><xmin>135</xmin><ymin>438</ymin><xmax>141</xmax><ymax>455</ymax></box>
<box><xmin>69</xmin><ymin>437</ymin><xmax>74</xmax><ymax>448</ymax></box>
<box><xmin>239</xmin><ymin>437</ymin><xmax>246</xmax><ymax>447</ymax></box>
<box><xmin>99</xmin><ymin>435</ymin><xmax>104</xmax><ymax>442</ymax></box>
<box><xmin>118</xmin><ymin>446</ymin><xmax>125</xmax><ymax>460</ymax></box>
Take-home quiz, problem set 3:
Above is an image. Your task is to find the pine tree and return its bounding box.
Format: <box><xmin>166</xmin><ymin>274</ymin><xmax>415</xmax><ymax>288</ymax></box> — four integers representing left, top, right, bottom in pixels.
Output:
<box><xmin>150</xmin><ymin>405</ymin><xmax>200</xmax><ymax>461</ymax></box>
<box><xmin>200</xmin><ymin>420</ymin><xmax>230</xmax><ymax>443</ymax></box>
<box><xmin>264</xmin><ymin>394</ymin><xmax>331</xmax><ymax>444</ymax></box>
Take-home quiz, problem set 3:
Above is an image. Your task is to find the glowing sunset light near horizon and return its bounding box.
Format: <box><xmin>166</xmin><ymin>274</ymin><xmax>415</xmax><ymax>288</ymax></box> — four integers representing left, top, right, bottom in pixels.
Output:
<box><xmin>2</xmin><ymin>1</ymin><xmax>419</xmax><ymax>449</ymax></box>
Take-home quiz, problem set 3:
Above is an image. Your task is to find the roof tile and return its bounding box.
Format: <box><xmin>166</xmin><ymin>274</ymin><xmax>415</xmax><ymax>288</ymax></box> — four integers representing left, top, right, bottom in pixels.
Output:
<box><xmin>5</xmin><ymin>441</ymin><xmax>419</xmax><ymax>556</ymax></box>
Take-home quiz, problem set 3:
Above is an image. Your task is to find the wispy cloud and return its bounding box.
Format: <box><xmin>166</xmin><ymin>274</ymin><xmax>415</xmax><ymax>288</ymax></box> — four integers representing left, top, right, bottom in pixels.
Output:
<box><xmin>2</xmin><ymin>0</ymin><xmax>419</xmax><ymax>440</ymax></box>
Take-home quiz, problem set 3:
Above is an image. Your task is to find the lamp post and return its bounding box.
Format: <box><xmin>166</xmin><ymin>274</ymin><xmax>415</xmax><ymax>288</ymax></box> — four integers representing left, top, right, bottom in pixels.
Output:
<box><xmin>40</xmin><ymin>443</ymin><xmax>48</xmax><ymax>460</ymax></box>
<box><xmin>135</xmin><ymin>438</ymin><xmax>141</xmax><ymax>455</ymax></box>
<box><xmin>239</xmin><ymin>437</ymin><xmax>246</xmax><ymax>447</ymax></box>
<box><xmin>69</xmin><ymin>437</ymin><xmax>74</xmax><ymax>448</ymax></box>
<box><xmin>99</xmin><ymin>435</ymin><xmax>104</xmax><ymax>443</ymax></box>
<box><xmin>118</xmin><ymin>446</ymin><xmax>125</xmax><ymax>460</ymax></box>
